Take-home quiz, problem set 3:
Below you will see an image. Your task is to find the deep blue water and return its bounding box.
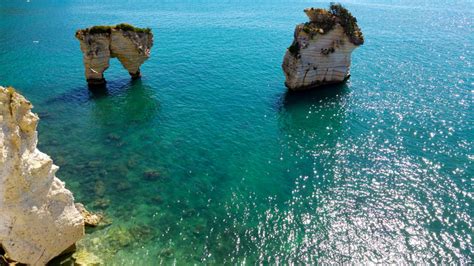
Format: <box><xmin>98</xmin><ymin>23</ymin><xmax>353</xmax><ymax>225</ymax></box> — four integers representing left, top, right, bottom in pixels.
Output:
<box><xmin>0</xmin><ymin>0</ymin><xmax>473</xmax><ymax>264</ymax></box>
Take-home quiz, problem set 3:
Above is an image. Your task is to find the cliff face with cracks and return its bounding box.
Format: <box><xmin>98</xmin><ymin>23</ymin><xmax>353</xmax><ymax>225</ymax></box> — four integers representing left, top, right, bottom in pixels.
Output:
<box><xmin>0</xmin><ymin>86</ymin><xmax>84</xmax><ymax>265</ymax></box>
<box><xmin>282</xmin><ymin>4</ymin><xmax>364</xmax><ymax>91</ymax></box>
<box><xmin>75</xmin><ymin>24</ymin><xmax>153</xmax><ymax>87</ymax></box>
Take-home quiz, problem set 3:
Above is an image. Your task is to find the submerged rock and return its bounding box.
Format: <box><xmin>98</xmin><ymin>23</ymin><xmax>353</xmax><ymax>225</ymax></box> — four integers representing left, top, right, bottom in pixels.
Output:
<box><xmin>72</xmin><ymin>249</ymin><xmax>104</xmax><ymax>266</ymax></box>
<box><xmin>72</xmin><ymin>222</ymin><xmax>149</xmax><ymax>264</ymax></box>
<box><xmin>151</xmin><ymin>194</ymin><xmax>163</xmax><ymax>204</ymax></box>
<box><xmin>143</xmin><ymin>169</ymin><xmax>161</xmax><ymax>180</ymax></box>
<box><xmin>75</xmin><ymin>23</ymin><xmax>153</xmax><ymax>88</ymax></box>
<box><xmin>0</xmin><ymin>86</ymin><xmax>84</xmax><ymax>265</ymax></box>
<box><xmin>143</xmin><ymin>168</ymin><xmax>168</xmax><ymax>181</ymax></box>
<box><xmin>282</xmin><ymin>3</ymin><xmax>364</xmax><ymax>90</ymax></box>
<box><xmin>107</xmin><ymin>133</ymin><xmax>121</xmax><ymax>141</ymax></box>
<box><xmin>105</xmin><ymin>225</ymin><xmax>135</xmax><ymax>248</ymax></box>
<box><xmin>94</xmin><ymin>180</ymin><xmax>106</xmax><ymax>197</ymax></box>
<box><xmin>159</xmin><ymin>248</ymin><xmax>174</xmax><ymax>258</ymax></box>
<box><xmin>93</xmin><ymin>198</ymin><xmax>111</xmax><ymax>209</ymax></box>
<box><xmin>116</xmin><ymin>180</ymin><xmax>132</xmax><ymax>191</ymax></box>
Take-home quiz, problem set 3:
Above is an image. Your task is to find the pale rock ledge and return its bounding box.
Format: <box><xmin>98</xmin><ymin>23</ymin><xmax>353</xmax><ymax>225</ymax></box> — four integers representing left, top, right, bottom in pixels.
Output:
<box><xmin>75</xmin><ymin>23</ymin><xmax>153</xmax><ymax>88</ymax></box>
<box><xmin>282</xmin><ymin>3</ymin><xmax>364</xmax><ymax>91</ymax></box>
<box><xmin>0</xmin><ymin>86</ymin><xmax>84</xmax><ymax>265</ymax></box>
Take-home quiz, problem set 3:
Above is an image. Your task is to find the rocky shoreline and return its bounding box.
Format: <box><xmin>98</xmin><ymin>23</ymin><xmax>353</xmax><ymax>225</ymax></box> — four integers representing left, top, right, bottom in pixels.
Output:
<box><xmin>0</xmin><ymin>87</ymin><xmax>108</xmax><ymax>265</ymax></box>
<box><xmin>0</xmin><ymin>86</ymin><xmax>84</xmax><ymax>265</ymax></box>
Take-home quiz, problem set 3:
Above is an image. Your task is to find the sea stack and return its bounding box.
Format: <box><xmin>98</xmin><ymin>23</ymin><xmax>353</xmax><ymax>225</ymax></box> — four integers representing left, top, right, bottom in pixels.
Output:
<box><xmin>282</xmin><ymin>3</ymin><xmax>364</xmax><ymax>91</ymax></box>
<box><xmin>0</xmin><ymin>86</ymin><xmax>84</xmax><ymax>265</ymax></box>
<box><xmin>75</xmin><ymin>24</ymin><xmax>153</xmax><ymax>88</ymax></box>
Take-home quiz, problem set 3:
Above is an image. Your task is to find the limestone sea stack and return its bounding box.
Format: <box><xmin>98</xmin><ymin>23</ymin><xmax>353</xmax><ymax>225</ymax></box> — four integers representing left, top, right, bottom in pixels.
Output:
<box><xmin>0</xmin><ymin>86</ymin><xmax>84</xmax><ymax>265</ymax></box>
<box><xmin>282</xmin><ymin>3</ymin><xmax>364</xmax><ymax>91</ymax></box>
<box><xmin>75</xmin><ymin>23</ymin><xmax>153</xmax><ymax>87</ymax></box>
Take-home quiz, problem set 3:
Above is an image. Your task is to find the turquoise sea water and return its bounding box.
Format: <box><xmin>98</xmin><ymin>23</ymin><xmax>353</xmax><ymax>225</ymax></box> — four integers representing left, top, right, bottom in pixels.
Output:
<box><xmin>1</xmin><ymin>0</ymin><xmax>473</xmax><ymax>264</ymax></box>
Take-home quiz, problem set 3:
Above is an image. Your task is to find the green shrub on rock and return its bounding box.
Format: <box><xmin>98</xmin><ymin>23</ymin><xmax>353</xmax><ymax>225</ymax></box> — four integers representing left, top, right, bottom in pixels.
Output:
<box><xmin>302</xmin><ymin>3</ymin><xmax>364</xmax><ymax>45</ymax></box>
<box><xmin>115</xmin><ymin>23</ymin><xmax>151</xmax><ymax>34</ymax></box>
<box><xmin>288</xmin><ymin>41</ymin><xmax>300</xmax><ymax>56</ymax></box>
<box><xmin>78</xmin><ymin>24</ymin><xmax>152</xmax><ymax>35</ymax></box>
<box><xmin>329</xmin><ymin>3</ymin><xmax>364</xmax><ymax>45</ymax></box>
<box><xmin>88</xmin><ymin>26</ymin><xmax>112</xmax><ymax>34</ymax></box>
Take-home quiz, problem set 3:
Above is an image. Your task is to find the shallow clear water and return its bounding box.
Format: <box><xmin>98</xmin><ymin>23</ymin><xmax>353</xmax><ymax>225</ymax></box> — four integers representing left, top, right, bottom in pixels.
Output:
<box><xmin>1</xmin><ymin>0</ymin><xmax>473</xmax><ymax>264</ymax></box>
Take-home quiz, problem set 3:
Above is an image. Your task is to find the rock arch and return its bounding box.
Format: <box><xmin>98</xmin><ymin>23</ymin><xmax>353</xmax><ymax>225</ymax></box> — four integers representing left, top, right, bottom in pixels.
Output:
<box><xmin>75</xmin><ymin>24</ymin><xmax>153</xmax><ymax>88</ymax></box>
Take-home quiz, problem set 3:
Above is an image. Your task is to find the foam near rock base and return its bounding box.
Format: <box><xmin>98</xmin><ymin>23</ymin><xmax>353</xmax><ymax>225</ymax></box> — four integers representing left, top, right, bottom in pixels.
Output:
<box><xmin>0</xmin><ymin>86</ymin><xmax>84</xmax><ymax>265</ymax></box>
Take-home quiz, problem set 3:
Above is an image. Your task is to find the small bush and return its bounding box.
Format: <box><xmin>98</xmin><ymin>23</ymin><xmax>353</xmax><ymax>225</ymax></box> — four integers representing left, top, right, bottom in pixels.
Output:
<box><xmin>288</xmin><ymin>41</ymin><xmax>300</xmax><ymax>56</ymax></box>
<box><xmin>302</xmin><ymin>25</ymin><xmax>311</xmax><ymax>34</ymax></box>
<box><xmin>88</xmin><ymin>26</ymin><xmax>112</xmax><ymax>34</ymax></box>
<box><xmin>115</xmin><ymin>23</ymin><xmax>135</xmax><ymax>31</ymax></box>
<box><xmin>329</xmin><ymin>2</ymin><xmax>364</xmax><ymax>44</ymax></box>
<box><xmin>80</xmin><ymin>24</ymin><xmax>152</xmax><ymax>35</ymax></box>
<box><xmin>302</xmin><ymin>3</ymin><xmax>363</xmax><ymax>45</ymax></box>
<box><xmin>115</xmin><ymin>23</ymin><xmax>151</xmax><ymax>34</ymax></box>
<box><xmin>305</xmin><ymin>8</ymin><xmax>335</xmax><ymax>33</ymax></box>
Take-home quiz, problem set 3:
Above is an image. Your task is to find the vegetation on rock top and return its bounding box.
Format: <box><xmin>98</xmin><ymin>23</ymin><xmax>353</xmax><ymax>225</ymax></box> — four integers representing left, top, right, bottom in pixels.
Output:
<box><xmin>87</xmin><ymin>25</ymin><xmax>113</xmax><ymax>34</ymax></box>
<box><xmin>302</xmin><ymin>3</ymin><xmax>364</xmax><ymax>45</ymax></box>
<box><xmin>115</xmin><ymin>23</ymin><xmax>151</xmax><ymax>33</ymax></box>
<box><xmin>303</xmin><ymin>8</ymin><xmax>335</xmax><ymax>34</ymax></box>
<box><xmin>77</xmin><ymin>23</ymin><xmax>152</xmax><ymax>35</ymax></box>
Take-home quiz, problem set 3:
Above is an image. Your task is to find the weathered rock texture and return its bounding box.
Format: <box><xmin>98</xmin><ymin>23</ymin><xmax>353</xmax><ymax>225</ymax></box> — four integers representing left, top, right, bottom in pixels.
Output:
<box><xmin>75</xmin><ymin>203</ymin><xmax>103</xmax><ymax>227</ymax></box>
<box><xmin>282</xmin><ymin>4</ymin><xmax>364</xmax><ymax>90</ymax></box>
<box><xmin>75</xmin><ymin>24</ymin><xmax>153</xmax><ymax>87</ymax></box>
<box><xmin>0</xmin><ymin>86</ymin><xmax>84</xmax><ymax>265</ymax></box>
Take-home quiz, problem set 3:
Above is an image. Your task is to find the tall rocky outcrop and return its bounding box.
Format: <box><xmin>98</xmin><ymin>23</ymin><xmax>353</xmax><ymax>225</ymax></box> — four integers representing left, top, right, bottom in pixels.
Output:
<box><xmin>282</xmin><ymin>3</ymin><xmax>364</xmax><ymax>91</ymax></box>
<box><xmin>0</xmin><ymin>86</ymin><xmax>84</xmax><ymax>265</ymax></box>
<box><xmin>75</xmin><ymin>24</ymin><xmax>153</xmax><ymax>87</ymax></box>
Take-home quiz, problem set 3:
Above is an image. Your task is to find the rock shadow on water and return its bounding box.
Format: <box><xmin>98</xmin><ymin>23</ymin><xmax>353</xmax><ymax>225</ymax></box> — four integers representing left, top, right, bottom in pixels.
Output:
<box><xmin>37</xmin><ymin>77</ymin><xmax>162</xmax><ymax>207</ymax></box>
<box><xmin>279</xmin><ymin>83</ymin><xmax>349</xmax><ymax>109</ymax></box>
<box><xmin>87</xmin><ymin>78</ymin><xmax>153</xmax><ymax>99</ymax></box>
<box><xmin>42</xmin><ymin>78</ymin><xmax>153</xmax><ymax>106</ymax></box>
<box><xmin>89</xmin><ymin>79</ymin><xmax>161</xmax><ymax>128</ymax></box>
<box><xmin>277</xmin><ymin>83</ymin><xmax>349</xmax><ymax>132</ymax></box>
<box><xmin>276</xmin><ymin>83</ymin><xmax>350</xmax><ymax>184</ymax></box>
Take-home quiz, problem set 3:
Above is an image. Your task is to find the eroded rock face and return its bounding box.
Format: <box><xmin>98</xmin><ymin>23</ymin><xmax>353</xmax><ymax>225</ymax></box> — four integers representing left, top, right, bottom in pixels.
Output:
<box><xmin>76</xmin><ymin>33</ymin><xmax>111</xmax><ymax>86</ymax></box>
<box><xmin>75</xmin><ymin>24</ymin><xmax>153</xmax><ymax>87</ymax></box>
<box><xmin>0</xmin><ymin>86</ymin><xmax>84</xmax><ymax>265</ymax></box>
<box><xmin>282</xmin><ymin>4</ymin><xmax>364</xmax><ymax>91</ymax></box>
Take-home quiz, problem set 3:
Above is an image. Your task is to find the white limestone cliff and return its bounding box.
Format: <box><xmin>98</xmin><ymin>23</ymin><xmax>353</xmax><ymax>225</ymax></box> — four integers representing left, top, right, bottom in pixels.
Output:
<box><xmin>75</xmin><ymin>24</ymin><xmax>153</xmax><ymax>87</ymax></box>
<box><xmin>282</xmin><ymin>5</ymin><xmax>364</xmax><ymax>91</ymax></box>
<box><xmin>0</xmin><ymin>86</ymin><xmax>84</xmax><ymax>265</ymax></box>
